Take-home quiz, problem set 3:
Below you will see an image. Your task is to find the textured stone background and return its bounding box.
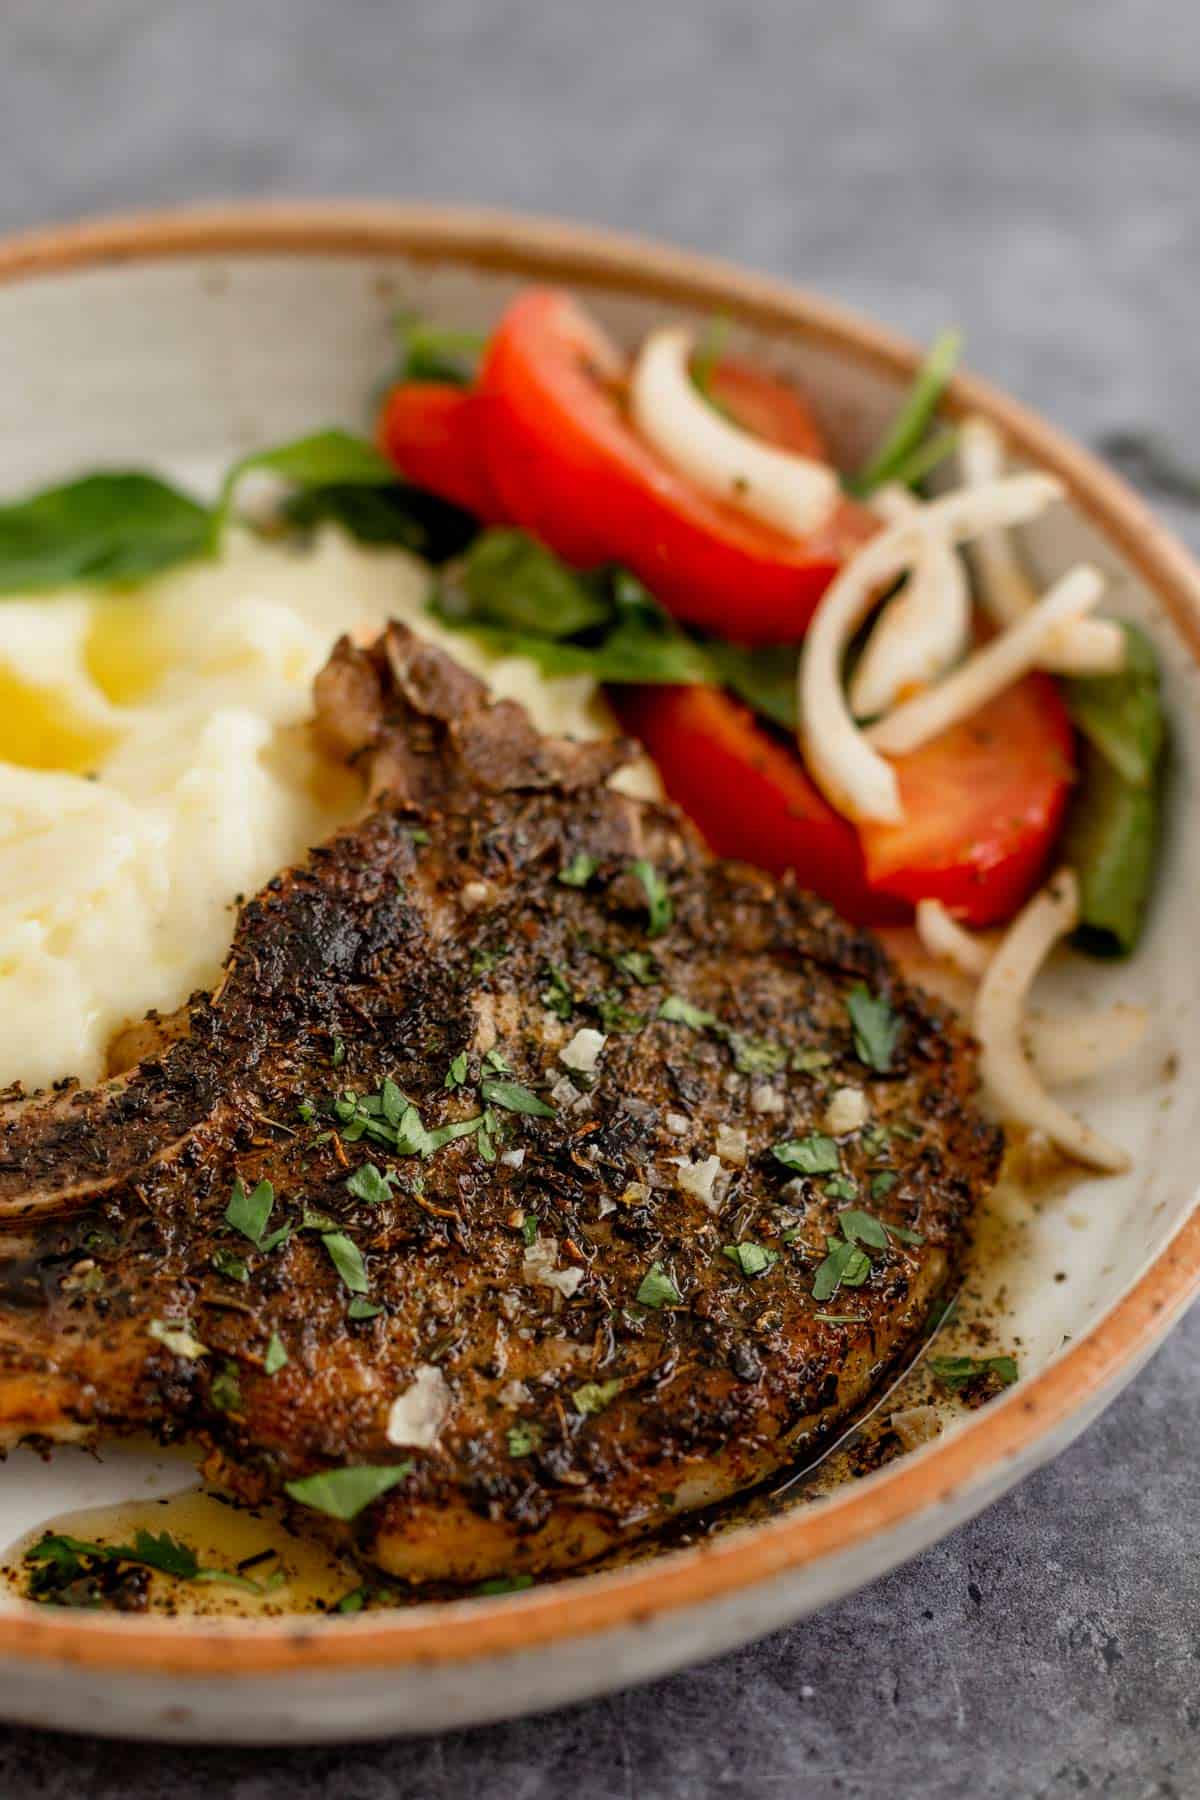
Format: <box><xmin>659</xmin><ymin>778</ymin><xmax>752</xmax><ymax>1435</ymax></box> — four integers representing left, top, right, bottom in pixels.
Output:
<box><xmin>2</xmin><ymin>1</ymin><xmax>1199</xmax><ymax>1793</ymax></box>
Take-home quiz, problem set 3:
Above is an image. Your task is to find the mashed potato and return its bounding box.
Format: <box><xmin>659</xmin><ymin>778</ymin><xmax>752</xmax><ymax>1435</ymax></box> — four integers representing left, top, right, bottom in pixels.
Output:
<box><xmin>0</xmin><ymin>527</ymin><xmax>654</xmax><ymax>1093</ymax></box>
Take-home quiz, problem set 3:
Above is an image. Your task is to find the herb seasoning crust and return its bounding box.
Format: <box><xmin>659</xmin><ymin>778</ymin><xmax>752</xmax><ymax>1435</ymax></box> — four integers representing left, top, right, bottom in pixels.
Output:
<box><xmin>0</xmin><ymin>627</ymin><xmax>1001</xmax><ymax>1583</ymax></box>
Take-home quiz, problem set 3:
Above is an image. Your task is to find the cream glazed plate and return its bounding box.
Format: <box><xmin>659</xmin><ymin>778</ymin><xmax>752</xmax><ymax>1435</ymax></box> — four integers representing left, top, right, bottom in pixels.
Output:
<box><xmin>0</xmin><ymin>204</ymin><xmax>1196</xmax><ymax>1744</ymax></box>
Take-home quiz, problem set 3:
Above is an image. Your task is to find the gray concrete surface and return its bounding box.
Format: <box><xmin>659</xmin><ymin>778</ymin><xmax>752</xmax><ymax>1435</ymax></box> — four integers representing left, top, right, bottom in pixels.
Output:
<box><xmin>2</xmin><ymin>1</ymin><xmax>1198</xmax><ymax>1792</ymax></box>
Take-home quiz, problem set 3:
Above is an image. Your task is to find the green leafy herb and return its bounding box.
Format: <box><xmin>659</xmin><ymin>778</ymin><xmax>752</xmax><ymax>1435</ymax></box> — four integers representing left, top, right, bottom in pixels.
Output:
<box><xmin>540</xmin><ymin>964</ymin><xmax>576</xmax><ymax>1021</ymax></box>
<box><xmin>847</xmin><ymin>983</ymin><xmax>900</xmax><ymax>1073</ymax></box>
<box><xmin>444</xmin><ymin>1051</ymin><xmax>469</xmax><ymax>1090</ymax></box>
<box><xmin>225</xmin><ymin>1176</ymin><xmax>275</xmax><ymax>1246</ymax></box>
<box><xmin>929</xmin><ymin>1353</ymin><xmax>1019</xmax><ymax>1392</ymax></box>
<box><xmin>811</xmin><ymin>1236</ymin><xmax>873</xmax><ymax>1302</ymax></box>
<box><xmin>636</xmin><ymin>1262</ymin><xmax>682</xmax><ymax>1309</ymax></box>
<box><xmin>475</xmin><ymin>1573</ymin><xmax>535</xmax><ymax>1596</ymax></box>
<box><xmin>558</xmin><ymin>851</ymin><xmax>598</xmax><ymax>887</ymax></box>
<box><xmin>455</xmin><ymin>529</ymin><xmax>613</xmax><ymax>638</ymax></box>
<box><xmin>870</xmin><ymin>1170</ymin><xmax>899</xmax><ymax>1199</ymax></box>
<box><xmin>211</xmin><ymin>1247</ymin><xmax>250</xmax><ymax>1284</ymax></box>
<box><xmin>347</xmin><ymin>1297</ymin><xmax>384</xmax><ymax>1321</ymax></box>
<box><xmin>722</xmin><ymin>1241</ymin><xmax>780</xmax><ymax>1277</ymax></box>
<box><xmin>335</xmin><ymin>1586</ymin><xmax>368</xmax><ymax>1614</ymax></box>
<box><xmin>0</xmin><ymin>472</ymin><xmax>213</xmax><ymax>595</ymax></box>
<box><xmin>281</xmin><ymin>479</ymin><xmax>477</xmax><ymax>561</ymax></box>
<box><xmin>23</xmin><ymin>1526</ymin><xmax>270</xmax><ymax>1608</ymax></box>
<box><xmin>823</xmin><ymin>1174</ymin><xmax>859</xmax><ymax>1202</ymax></box>
<box><xmin>730</xmin><ymin>1034</ymin><xmax>788</xmax><ymax>1076</ymax></box>
<box><xmin>792</xmin><ymin>1047</ymin><xmax>834</xmax><ymax>1074</ymax></box>
<box><xmin>506</xmin><ymin>1422</ymin><xmax>543</xmax><ymax>1458</ymax></box>
<box><xmin>345</xmin><ymin>1162</ymin><xmax>395</xmax><ymax>1206</ymax></box>
<box><xmin>391</xmin><ymin>312</ymin><xmax>486</xmax><ymax>387</ymax></box>
<box><xmin>631</xmin><ymin>860</ymin><xmax>672</xmax><ymax>937</ymax></box>
<box><xmin>658</xmin><ymin>994</ymin><xmax>719</xmax><ymax>1031</ymax></box>
<box><xmin>211</xmin><ymin>429</ymin><xmax>396</xmax><ymax>548</ymax></box>
<box><xmin>773</xmin><ymin>1133</ymin><xmax>841</xmax><ymax>1176</ymax></box>
<box><xmin>480</xmin><ymin>1077</ymin><xmax>555</xmax><ymax>1117</ymax></box>
<box><xmin>321</xmin><ymin>1231</ymin><xmax>369</xmax><ymax>1294</ymax></box>
<box><xmin>594</xmin><ymin>990</ymin><xmax>646</xmax><ymax>1033</ymax></box>
<box><xmin>300</xmin><ymin>1207</ymin><xmax>339</xmax><ymax>1232</ymax></box>
<box><xmin>471</xmin><ymin>944</ymin><xmax>510</xmax><ymax>977</ymax></box>
<box><xmin>210</xmin><ymin>1361</ymin><xmax>242</xmax><ymax>1413</ymax></box>
<box><xmin>263</xmin><ymin>1333</ymin><xmax>289</xmax><ymax>1376</ymax></box>
<box><xmin>837</xmin><ymin>1209</ymin><xmax>889</xmax><ymax>1249</ymax></box>
<box><xmin>572</xmin><ymin>1378</ymin><xmax>624</xmax><ymax>1417</ymax></box>
<box><xmin>283</xmin><ymin>1462</ymin><xmax>413</xmax><ymax>1521</ymax></box>
<box><xmin>849</xmin><ymin>328</ymin><xmax>962</xmax><ymax>497</ymax></box>
<box><xmin>520</xmin><ymin>1213</ymin><xmax>539</xmax><ymax>1247</ymax></box>
<box><xmin>705</xmin><ymin>640</ymin><xmax>799</xmax><ymax>730</ymax></box>
<box><xmin>610</xmin><ymin>947</ymin><xmax>659</xmax><ymax>985</ymax></box>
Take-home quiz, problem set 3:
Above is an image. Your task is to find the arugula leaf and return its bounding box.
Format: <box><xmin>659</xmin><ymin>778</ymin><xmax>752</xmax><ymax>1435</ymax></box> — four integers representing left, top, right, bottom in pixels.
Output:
<box><xmin>572</xmin><ymin>1378</ymin><xmax>624</xmax><ymax>1417</ymax></box>
<box><xmin>212</xmin><ymin>430</ymin><xmax>395</xmax><ymax>547</ymax></box>
<box><xmin>263</xmin><ymin>1332</ymin><xmax>289</xmax><ymax>1376</ymax></box>
<box><xmin>0</xmin><ymin>472</ymin><xmax>212</xmax><ymax>594</ymax></box>
<box><xmin>773</xmin><ymin>1133</ymin><xmax>841</xmax><ymax>1176</ymax></box>
<box><xmin>847</xmin><ymin>984</ymin><xmax>900</xmax><ymax>1072</ymax></box>
<box><xmin>225</xmin><ymin>1176</ymin><xmax>275</xmax><ymax>1246</ymax></box>
<box><xmin>345</xmin><ymin>1162</ymin><xmax>395</xmax><ymax>1206</ymax></box>
<box><xmin>635</xmin><ymin>1262</ymin><xmax>682</xmax><ymax>1309</ymax></box>
<box><xmin>284</xmin><ymin>1461</ymin><xmax>413</xmax><ymax>1521</ymax></box>
<box><xmin>722</xmin><ymin>1241</ymin><xmax>780</xmax><ymax>1277</ymax></box>
<box><xmin>848</xmin><ymin>328</ymin><xmax>962</xmax><ymax>498</ymax></box>
<box><xmin>929</xmin><ymin>1353</ymin><xmax>1019</xmax><ymax>1392</ymax></box>
<box><xmin>480</xmin><ymin>1077</ymin><xmax>555</xmax><ymax>1117</ymax></box>
<box><xmin>631</xmin><ymin>860</ymin><xmax>672</xmax><ymax>937</ymax></box>
<box><xmin>321</xmin><ymin>1231</ymin><xmax>369</xmax><ymax>1294</ymax></box>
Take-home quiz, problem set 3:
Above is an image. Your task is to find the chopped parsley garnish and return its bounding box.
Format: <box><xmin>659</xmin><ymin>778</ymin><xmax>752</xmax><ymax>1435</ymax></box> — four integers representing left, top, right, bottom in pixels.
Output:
<box><xmin>824</xmin><ymin>1175</ymin><xmax>859</xmax><ymax>1202</ymax></box>
<box><xmin>870</xmin><ymin>1170</ymin><xmax>898</xmax><ymax>1199</ymax></box>
<box><xmin>506</xmin><ymin>1422</ymin><xmax>543</xmax><ymax>1458</ymax></box>
<box><xmin>812</xmin><ymin>1236</ymin><xmax>873</xmax><ymax>1302</ymax></box>
<box><xmin>730</xmin><ymin>1035</ymin><xmax>788</xmax><ymax>1076</ymax></box>
<box><xmin>558</xmin><ymin>851</ymin><xmax>598</xmax><ymax>887</ymax></box>
<box><xmin>224</xmin><ymin>1176</ymin><xmax>275</xmax><ymax>1246</ymax></box>
<box><xmin>847</xmin><ymin>984</ymin><xmax>901</xmax><ymax>1073</ymax></box>
<box><xmin>480</xmin><ymin>1077</ymin><xmax>555</xmax><ymax>1117</ymax></box>
<box><xmin>837</xmin><ymin>1208</ymin><xmax>888</xmax><ymax>1248</ymax></box>
<box><xmin>444</xmin><ymin>1051</ymin><xmax>469</xmax><ymax>1090</ymax></box>
<box><xmin>471</xmin><ymin>944</ymin><xmax>510</xmax><ymax>977</ymax></box>
<box><xmin>594</xmin><ymin>990</ymin><xmax>647</xmax><ymax>1033</ymax></box>
<box><xmin>636</xmin><ymin>1262</ymin><xmax>682</xmax><ymax>1309</ymax></box>
<box><xmin>659</xmin><ymin>994</ymin><xmax>719</xmax><ymax>1031</ymax></box>
<box><xmin>284</xmin><ymin>1462</ymin><xmax>413</xmax><ymax>1521</ymax></box>
<box><xmin>210</xmin><ymin>1361</ymin><xmax>242</xmax><ymax>1413</ymax></box>
<box><xmin>722</xmin><ymin>1241</ymin><xmax>780</xmax><ymax>1278</ymax></box>
<box><xmin>345</xmin><ymin>1161</ymin><xmax>395</xmax><ymax>1206</ymax></box>
<box><xmin>331</xmin><ymin>1037</ymin><xmax>346</xmax><ymax>1069</ymax></box>
<box><xmin>347</xmin><ymin>1297</ymin><xmax>384</xmax><ymax>1321</ymax></box>
<box><xmin>773</xmin><ymin>1133</ymin><xmax>841</xmax><ymax>1176</ymax></box>
<box><xmin>610</xmin><ymin>947</ymin><xmax>658</xmax><ymax>985</ymax></box>
<box><xmin>541</xmin><ymin>964</ymin><xmax>576</xmax><ymax>1021</ymax></box>
<box><xmin>520</xmin><ymin>1213</ymin><xmax>539</xmax><ymax>1247</ymax></box>
<box><xmin>572</xmin><ymin>1378</ymin><xmax>624</xmax><ymax>1417</ymax></box>
<box><xmin>263</xmin><ymin>1332</ymin><xmax>289</xmax><ymax>1375</ymax></box>
<box><xmin>24</xmin><ymin>1527</ymin><xmax>271</xmax><ymax>1605</ymax></box>
<box><xmin>321</xmin><ymin>1231</ymin><xmax>369</xmax><ymax>1294</ymax></box>
<box><xmin>929</xmin><ymin>1354</ymin><xmax>1019</xmax><ymax>1392</ymax></box>
<box><xmin>405</xmin><ymin>826</ymin><xmax>431</xmax><ymax>846</ymax></box>
<box><xmin>631</xmin><ymin>859</ymin><xmax>672</xmax><ymax>937</ymax></box>
<box><xmin>792</xmin><ymin>1047</ymin><xmax>834</xmax><ymax>1074</ymax></box>
<box><xmin>211</xmin><ymin>1247</ymin><xmax>250</xmax><ymax>1284</ymax></box>
<box><xmin>475</xmin><ymin>1573</ymin><xmax>535</xmax><ymax>1596</ymax></box>
<box><xmin>333</xmin><ymin>1084</ymin><xmax>484</xmax><ymax>1157</ymax></box>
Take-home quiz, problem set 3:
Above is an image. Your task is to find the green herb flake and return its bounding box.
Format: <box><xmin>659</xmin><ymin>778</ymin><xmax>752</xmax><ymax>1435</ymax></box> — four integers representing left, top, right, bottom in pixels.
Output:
<box><xmin>444</xmin><ymin>1050</ymin><xmax>469</xmax><ymax>1090</ymax></box>
<box><xmin>331</xmin><ymin>1037</ymin><xmax>346</xmax><ymax>1069</ymax></box>
<box><xmin>635</xmin><ymin>1262</ymin><xmax>682</xmax><ymax>1309</ymax></box>
<box><xmin>847</xmin><ymin>983</ymin><xmax>901</xmax><ymax>1073</ymax></box>
<box><xmin>520</xmin><ymin>1213</ymin><xmax>539</xmax><ymax>1247</ymax></box>
<box><xmin>284</xmin><ymin>1462</ymin><xmax>413</xmax><ymax>1522</ymax></box>
<box><xmin>210</xmin><ymin>1361</ymin><xmax>242</xmax><ymax>1414</ymax></box>
<box><xmin>811</xmin><ymin>1237</ymin><xmax>872</xmax><ymax>1303</ymax></box>
<box><xmin>722</xmin><ymin>1241</ymin><xmax>780</xmax><ymax>1278</ymax></box>
<box><xmin>321</xmin><ymin>1231</ymin><xmax>369</xmax><ymax>1294</ymax></box>
<box><xmin>824</xmin><ymin>1175</ymin><xmax>859</xmax><ymax>1202</ymax></box>
<box><xmin>870</xmin><ymin>1170</ymin><xmax>899</xmax><ymax>1199</ymax></box>
<box><xmin>347</xmin><ymin>1297</ymin><xmax>384</xmax><ymax>1321</ymax></box>
<box><xmin>630</xmin><ymin>859</ymin><xmax>672</xmax><ymax>937</ymax></box>
<box><xmin>480</xmin><ymin>1077</ymin><xmax>555</xmax><ymax>1117</ymax></box>
<box><xmin>791</xmin><ymin>1048</ymin><xmax>834</xmax><ymax>1074</ymax></box>
<box><xmin>263</xmin><ymin>1333</ymin><xmax>289</xmax><ymax>1376</ymax></box>
<box><xmin>224</xmin><ymin>1176</ymin><xmax>275</xmax><ymax>1246</ymax></box>
<box><xmin>471</xmin><ymin>944</ymin><xmax>510</xmax><ymax>977</ymax></box>
<box><xmin>506</xmin><ymin>1422</ymin><xmax>543</xmax><ymax>1459</ymax></box>
<box><xmin>558</xmin><ymin>851</ymin><xmax>598</xmax><ymax>888</ymax></box>
<box><xmin>541</xmin><ymin>964</ymin><xmax>576</xmax><ymax>1021</ymax></box>
<box><xmin>773</xmin><ymin>1133</ymin><xmax>841</xmax><ymax>1176</ymax></box>
<box><xmin>211</xmin><ymin>1247</ymin><xmax>250</xmax><ymax>1284</ymax></box>
<box><xmin>814</xmin><ymin>1312</ymin><xmax>863</xmax><ymax>1325</ymax></box>
<box><xmin>658</xmin><ymin>993</ymin><xmax>719</xmax><ymax>1032</ymax></box>
<box><xmin>731</xmin><ymin>1035</ymin><xmax>788</xmax><ymax>1076</ymax></box>
<box><xmin>837</xmin><ymin>1208</ymin><xmax>890</xmax><ymax>1249</ymax></box>
<box><xmin>929</xmin><ymin>1354</ymin><xmax>1019</xmax><ymax>1392</ymax></box>
<box><xmin>345</xmin><ymin>1161</ymin><xmax>395</xmax><ymax>1206</ymax></box>
<box><xmin>475</xmin><ymin>1573</ymin><xmax>535</xmax><ymax>1596</ymax></box>
<box><xmin>610</xmin><ymin>948</ymin><xmax>658</xmax><ymax>985</ymax></box>
<box><xmin>572</xmin><ymin>1378</ymin><xmax>624</xmax><ymax>1417</ymax></box>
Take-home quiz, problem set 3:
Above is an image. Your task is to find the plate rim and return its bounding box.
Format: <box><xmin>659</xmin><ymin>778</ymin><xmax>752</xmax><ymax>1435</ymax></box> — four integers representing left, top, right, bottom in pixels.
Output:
<box><xmin>0</xmin><ymin>197</ymin><xmax>1197</xmax><ymax>1678</ymax></box>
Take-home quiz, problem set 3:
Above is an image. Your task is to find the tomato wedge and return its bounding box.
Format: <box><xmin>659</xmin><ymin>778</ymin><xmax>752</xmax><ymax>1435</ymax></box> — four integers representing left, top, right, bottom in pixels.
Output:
<box><xmin>610</xmin><ymin>684</ymin><xmax>904</xmax><ymax>926</ymax></box>
<box><xmin>376</xmin><ymin>382</ymin><xmax>500</xmax><ymax>521</ymax></box>
<box><xmin>859</xmin><ymin>672</ymin><xmax>1076</xmax><ymax>926</ymax></box>
<box><xmin>478</xmin><ymin>289</ymin><xmax>875</xmax><ymax>644</ymax></box>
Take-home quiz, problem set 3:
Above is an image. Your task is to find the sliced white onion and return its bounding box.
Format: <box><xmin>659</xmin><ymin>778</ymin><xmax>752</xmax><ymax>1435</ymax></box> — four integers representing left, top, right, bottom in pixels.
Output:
<box><xmin>1025</xmin><ymin>1004</ymin><xmax>1149</xmax><ymax>1088</ymax></box>
<box><xmin>798</xmin><ymin>473</ymin><xmax>1063</xmax><ymax>823</ymax></box>
<box><xmin>629</xmin><ymin>326</ymin><xmax>840</xmax><ymax>536</ymax></box>
<box><xmin>974</xmin><ymin>870</ymin><xmax>1131</xmax><ymax>1171</ymax></box>
<box><xmin>959</xmin><ymin>417</ymin><xmax>1125</xmax><ymax>676</ymax></box>
<box><xmin>867</xmin><ymin>563</ymin><xmax>1105</xmax><ymax>757</ymax></box>
<box><xmin>915</xmin><ymin>898</ymin><xmax>993</xmax><ymax>977</ymax></box>
<box><xmin>848</xmin><ymin>487</ymin><xmax>971</xmax><ymax>719</ymax></box>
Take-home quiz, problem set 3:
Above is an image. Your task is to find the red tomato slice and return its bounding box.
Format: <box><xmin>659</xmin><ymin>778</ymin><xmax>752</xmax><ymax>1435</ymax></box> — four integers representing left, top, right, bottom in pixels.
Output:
<box><xmin>478</xmin><ymin>289</ymin><xmax>875</xmax><ymax>644</ymax></box>
<box><xmin>376</xmin><ymin>382</ymin><xmax>501</xmax><ymax>521</ymax></box>
<box><xmin>859</xmin><ymin>673</ymin><xmax>1076</xmax><ymax>926</ymax></box>
<box><xmin>610</xmin><ymin>683</ymin><xmax>905</xmax><ymax>927</ymax></box>
<box><xmin>704</xmin><ymin>359</ymin><xmax>830</xmax><ymax>461</ymax></box>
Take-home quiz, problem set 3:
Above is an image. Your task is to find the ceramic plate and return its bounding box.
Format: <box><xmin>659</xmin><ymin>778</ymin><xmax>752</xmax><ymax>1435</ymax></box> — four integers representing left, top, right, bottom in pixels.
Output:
<box><xmin>0</xmin><ymin>204</ymin><xmax>1196</xmax><ymax>1744</ymax></box>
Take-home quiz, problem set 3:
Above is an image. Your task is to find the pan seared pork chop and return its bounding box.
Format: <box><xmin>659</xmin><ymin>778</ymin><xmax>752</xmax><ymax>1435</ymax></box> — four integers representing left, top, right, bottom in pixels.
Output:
<box><xmin>0</xmin><ymin>628</ymin><xmax>1000</xmax><ymax>1582</ymax></box>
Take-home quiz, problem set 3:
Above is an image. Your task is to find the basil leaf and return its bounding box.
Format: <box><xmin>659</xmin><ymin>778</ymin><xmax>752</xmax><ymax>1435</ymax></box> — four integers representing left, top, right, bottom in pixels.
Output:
<box><xmin>345</xmin><ymin>1162</ymin><xmax>394</xmax><ymax>1206</ymax></box>
<box><xmin>225</xmin><ymin>1177</ymin><xmax>274</xmax><ymax>1246</ymax></box>
<box><xmin>849</xmin><ymin>328</ymin><xmax>962</xmax><ymax>498</ymax></box>
<box><xmin>773</xmin><ymin>1133</ymin><xmax>841</xmax><ymax>1176</ymax></box>
<box><xmin>284</xmin><ymin>1461</ymin><xmax>412</xmax><ymax>1521</ymax></box>
<box><xmin>321</xmin><ymin>1231</ymin><xmax>369</xmax><ymax>1294</ymax></box>
<box><xmin>635</xmin><ymin>1262</ymin><xmax>682</xmax><ymax>1309</ymax></box>
<box><xmin>0</xmin><ymin>472</ymin><xmax>211</xmax><ymax>594</ymax></box>
<box><xmin>837</xmin><ymin>1209</ymin><xmax>889</xmax><ymax>1249</ymax></box>
<box><xmin>812</xmin><ymin>1237</ymin><xmax>858</xmax><ymax>1302</ymax></box>
<box><xmin>847</xmin><ymin>984</ymin><xmax>900</xmax><ymax>1072</ymax></box>
<box><xmin>722</xmin><ymin>1241</ymin><xmax>780</xmax><ymax>1277</ymax></box>
<box><xmin>480</xmin><ymin>1078</ymin><xmax>555</xmax><ymax>1118</ymax></box>
<box><xmin>212</xmin><ymin>430</ymin><xmax>395</xmax><ymax>546</ymax></box>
